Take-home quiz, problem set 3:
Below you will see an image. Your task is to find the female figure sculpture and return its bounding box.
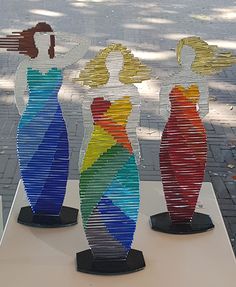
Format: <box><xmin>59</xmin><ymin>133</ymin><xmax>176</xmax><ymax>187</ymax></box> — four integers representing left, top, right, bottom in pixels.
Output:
<box><xmin>76</xmin><ymin>44</ymin><xmax>150</xmax><ymax>274</ymax></box>
<box><xmin>151</xmin><ymin>37</ymin><xmax>236</xmax><ymax>234</ymax></box>
<box><xmin>0</xmin><ymin>22</ymin><xmax>89</xmax><ymax>227</ymax></box>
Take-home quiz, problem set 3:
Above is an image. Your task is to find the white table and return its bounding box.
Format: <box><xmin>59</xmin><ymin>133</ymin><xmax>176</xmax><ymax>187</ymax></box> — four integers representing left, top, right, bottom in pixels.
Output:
<box><xmin>0</xmin><ymin>180</ymin><xmax>235</xmax><ymax>286</ymax></box>
<box><xmin>0</xmin><ymin>196</ymin><xmax>3</xmax><ymax>238</ymax></box>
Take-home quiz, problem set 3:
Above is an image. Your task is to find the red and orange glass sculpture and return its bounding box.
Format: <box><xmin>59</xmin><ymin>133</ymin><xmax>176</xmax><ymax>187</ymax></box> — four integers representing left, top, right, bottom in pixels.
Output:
<box><xmin>151</xmin><ymin>84</ymin><xmax>214</xmax><ymax>234</ymax></box>
<box><xmin>161</xmin><ymin>84</ymin><xmax>207</xmax><ymax>223</ymax></box>
<box><xmin>149</xmin><ymin>36</ymin><xmax>235</xmax><ymax>234</ymax></box>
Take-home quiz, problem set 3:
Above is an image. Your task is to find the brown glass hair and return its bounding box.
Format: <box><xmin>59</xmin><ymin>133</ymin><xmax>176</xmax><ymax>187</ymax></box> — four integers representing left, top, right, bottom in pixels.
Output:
<box><xmin>0</xmin><ymin>22</ymin><xmax>55</xmax><ymax>58</ymax></box>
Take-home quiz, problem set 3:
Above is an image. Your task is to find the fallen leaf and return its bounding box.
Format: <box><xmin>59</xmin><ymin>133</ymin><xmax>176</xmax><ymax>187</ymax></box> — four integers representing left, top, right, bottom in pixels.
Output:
<box><xmin>228</xmin><ymin>164</ymin><xmax>235</xmax><ymax>169</ymax></box>
<box><xmin>191</xmin><ymin>14</ymin><xmax>212</xmax><ymax>21</ymax></box>
<box><xmin>209</xmin><ymin>96</ymin><xmax>217</xmax><ymax>101</ymax></box>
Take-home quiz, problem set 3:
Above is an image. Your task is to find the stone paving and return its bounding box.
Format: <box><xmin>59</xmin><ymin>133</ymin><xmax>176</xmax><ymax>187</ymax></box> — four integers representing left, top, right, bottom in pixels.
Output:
<box><xmin>0</xmin><ymin>0</ymin><xmax>236</xmax><ymax>255</ymax></box>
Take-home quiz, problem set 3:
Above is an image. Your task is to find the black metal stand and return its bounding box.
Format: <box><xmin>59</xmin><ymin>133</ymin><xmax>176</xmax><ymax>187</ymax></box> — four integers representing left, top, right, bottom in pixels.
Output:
<box><xmin>76</xmin><ymin>249</ymin><xmax>145</xmax><ymax>275</ymax></box>
<box><xmin>150</xmin><ymin>212</ymin><xmax>214</xmax><ymax>234</ymax></box>
<box><xmin>17</xmin><ymin>206</ymin><xmax>78</xmax><ymax>228</ymax></box>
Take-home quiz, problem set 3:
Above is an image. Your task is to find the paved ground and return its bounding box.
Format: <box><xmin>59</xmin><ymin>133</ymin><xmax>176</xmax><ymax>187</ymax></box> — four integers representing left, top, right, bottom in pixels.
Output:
<box><xmin>0</xmin><ymin>0</ymin><xmax>236</xmax><ymax>254</ymax></box>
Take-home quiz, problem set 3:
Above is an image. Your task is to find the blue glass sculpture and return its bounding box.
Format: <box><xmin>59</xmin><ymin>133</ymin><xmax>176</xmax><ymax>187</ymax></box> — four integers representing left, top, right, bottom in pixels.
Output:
<box><xmin>16</xmin><ymin>67</ymin><xmax>78</xmax><ymax>227</ymax></box>
<box><xmin>0</xmin><ymin>22</ymin><xmax>89</xmax><ymax>227</ymax></box>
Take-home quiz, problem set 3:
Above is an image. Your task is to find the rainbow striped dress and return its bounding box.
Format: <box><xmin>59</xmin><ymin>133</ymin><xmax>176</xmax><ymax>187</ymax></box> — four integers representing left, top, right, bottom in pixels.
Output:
<box><xmin>79</xmin><ymin>95</ymin><xmax>139</xmax><ymax>260</ymax></box>
<box><xmin>17</xmin><ymin>67</ymin><xmax>69</xmax><ymax>215</ymax></box>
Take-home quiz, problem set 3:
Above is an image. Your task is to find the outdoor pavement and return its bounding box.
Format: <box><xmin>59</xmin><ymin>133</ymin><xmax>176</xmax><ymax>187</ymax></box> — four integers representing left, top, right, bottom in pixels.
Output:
<box><xmin>0</xmin><ymin>0</ymin><xmax>236</xmax><ymax>254</ymax></box>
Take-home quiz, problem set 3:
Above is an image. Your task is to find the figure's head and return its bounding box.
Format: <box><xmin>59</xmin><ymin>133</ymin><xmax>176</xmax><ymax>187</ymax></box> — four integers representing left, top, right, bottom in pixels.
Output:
<box><xmin>105</xmin><ymin>51</ymin><xmax>124</xmax><ymax>76</ymax></box>
<box><xmin>176</xmin><ymin>36</ymin><xmax>236</xmax><ymax>75</ymax></box>
<box><xmin>179</xmin><ymin>45</ymin><xmax>195</xmax><ymax>69</ymax></box>
<box><xmin>77</xmin><ymin>43</ymin><xmax>151</xmax><ymax>87</ymax></box>
<box><xmin>0</xmin><ymin>22</ymin><xmax>55</xmax><ymax>58</ymax></box>
<box><xmin>176</xmin><ymin>36</ymin><xmax>214</xmax><ymax>74</ymax></box>
<box><xmin>34</xmin><ymin>31</ymin><xmax>54</xmax><ymax>56</ymax></box>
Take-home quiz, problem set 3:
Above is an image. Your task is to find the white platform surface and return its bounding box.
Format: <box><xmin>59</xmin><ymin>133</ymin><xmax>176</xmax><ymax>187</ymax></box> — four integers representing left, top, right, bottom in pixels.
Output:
<box><xmin>0</xmin><ymin>180</ymin><xmax>235</xmax><ymax>287</ymax></box>
<box><xmin>0</xmin><ymin>196</ymin><xmax>3</xmax><ymax>238</ymax></box>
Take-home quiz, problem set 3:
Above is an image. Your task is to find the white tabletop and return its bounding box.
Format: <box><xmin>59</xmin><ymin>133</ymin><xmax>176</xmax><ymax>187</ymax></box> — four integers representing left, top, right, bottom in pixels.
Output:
<box><xmin>0</xmin><ymin>180</ymin><xmax>235</xmax><ymax>287</ymax></box>
<box><xmin>0</xmin><ymin>196</ymin><xmax>3</xmax><ymax>238</ymax></box>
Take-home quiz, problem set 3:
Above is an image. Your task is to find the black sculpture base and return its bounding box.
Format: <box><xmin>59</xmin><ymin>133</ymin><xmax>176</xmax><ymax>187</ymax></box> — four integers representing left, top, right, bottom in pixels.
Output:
<box><xmin>76</xmin><ymin>249</ymin><xmax>145</xmax><ymax>275</ymax></box>
<box><xmin>150</xmin><ymin>212</ymin><xmax>214</xmax><ymax>234</ymax></box>
<box><xmin>17</xmin><ymin>206</ymin><xmax>78</xmax><ymax>228</ymax></box>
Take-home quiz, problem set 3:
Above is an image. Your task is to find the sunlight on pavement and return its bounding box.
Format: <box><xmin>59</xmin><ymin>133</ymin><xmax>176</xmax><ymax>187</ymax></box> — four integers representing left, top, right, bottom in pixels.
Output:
<box><xmin>72</xmin><ymin>0</ymin><xmax>109</xmax><ymax>3</ymax></box>
<box><xmin>123</xmin><ymin>23</ymin><xmax>153</xmax><ymax>30</ymax></box>
<box><xmin>213</xmin><ymin>7</ymin><xmax>236</xmax><ymax>20</ymax></box>
<box><xmin>133</xmin><ymin>50</ymin><xmax>174</xmax><ymax>61</ymax></box>
<box><xmin>0</xmin><ymin>78</ymin><xmax>14</xmax><ymax>90</ymax></box>
<box><xmin>207</xmin><ymin>40</ymin><xmax>236</xmax><ymax>50</ymax></box>
<box><xmin>209</xmin><ymin>80</ymin><xmax>236</xmax><ymax>92</ymax></box>
<box><xmin>141</xmin><ymin>17</ymin><xmax>175</xmax><ymax>24</ymax></box>
<box><xmin>71</xmin><ymin>2</ymin><xmax>89</xmax><ymax>7</ymax></box>
<box><xmin>30</xmin><ymin>9</ymin><xmax>65</xmax><ymax>17</ymax></box>
<box><xmin>162</xmin><ymin>33</ymin><xmax>192</xmax><ymax>40</ymax></box>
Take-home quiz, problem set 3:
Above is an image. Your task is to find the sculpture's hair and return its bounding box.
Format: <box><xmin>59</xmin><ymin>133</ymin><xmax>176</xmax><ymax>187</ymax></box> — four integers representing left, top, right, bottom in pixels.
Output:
<box><xmin>176</xmin><ymin>36</ymin><xmax>236</xmax><ymax>75</ymax></box>
<box><xmin>0</xmin><ymin>22</ymin><xmax>55</xmax><ymax>59</ymax></box>
<box><xmin>77</xmin><ymin>43</ymin><xmax>151</xmax><ymax>87</ymax></box>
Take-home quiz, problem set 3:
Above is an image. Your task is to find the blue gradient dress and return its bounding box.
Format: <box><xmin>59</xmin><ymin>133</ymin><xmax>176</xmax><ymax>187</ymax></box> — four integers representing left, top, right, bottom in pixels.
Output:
<box><xmin>17</xmin><ymin>67</ymin><xmax>69</xmax><ymax>215</ymax></box>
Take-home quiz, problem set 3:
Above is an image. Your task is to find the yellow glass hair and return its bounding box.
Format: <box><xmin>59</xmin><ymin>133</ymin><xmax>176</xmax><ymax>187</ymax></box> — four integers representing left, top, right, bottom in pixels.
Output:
<box><xmin>176</xmin><ymin>36</ymin><xmax>236</xmax><ymax>75</ymax></box>
<box><xmin>76</xmin><ymin>43</ymin><xmax>151</xmax><ymax>87</ymax></box>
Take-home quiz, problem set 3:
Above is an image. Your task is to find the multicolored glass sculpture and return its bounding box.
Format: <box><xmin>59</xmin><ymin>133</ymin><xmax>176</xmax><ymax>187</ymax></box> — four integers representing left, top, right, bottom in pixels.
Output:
<box><xmin>76</xmin><ymin>45</ymin><xmax>150</xmax><ymax>274</ymax></box>
<box><xmin>80</xmin><ymin>96</ymin><xmax>139</xmax><ymax>259</ymax></box>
